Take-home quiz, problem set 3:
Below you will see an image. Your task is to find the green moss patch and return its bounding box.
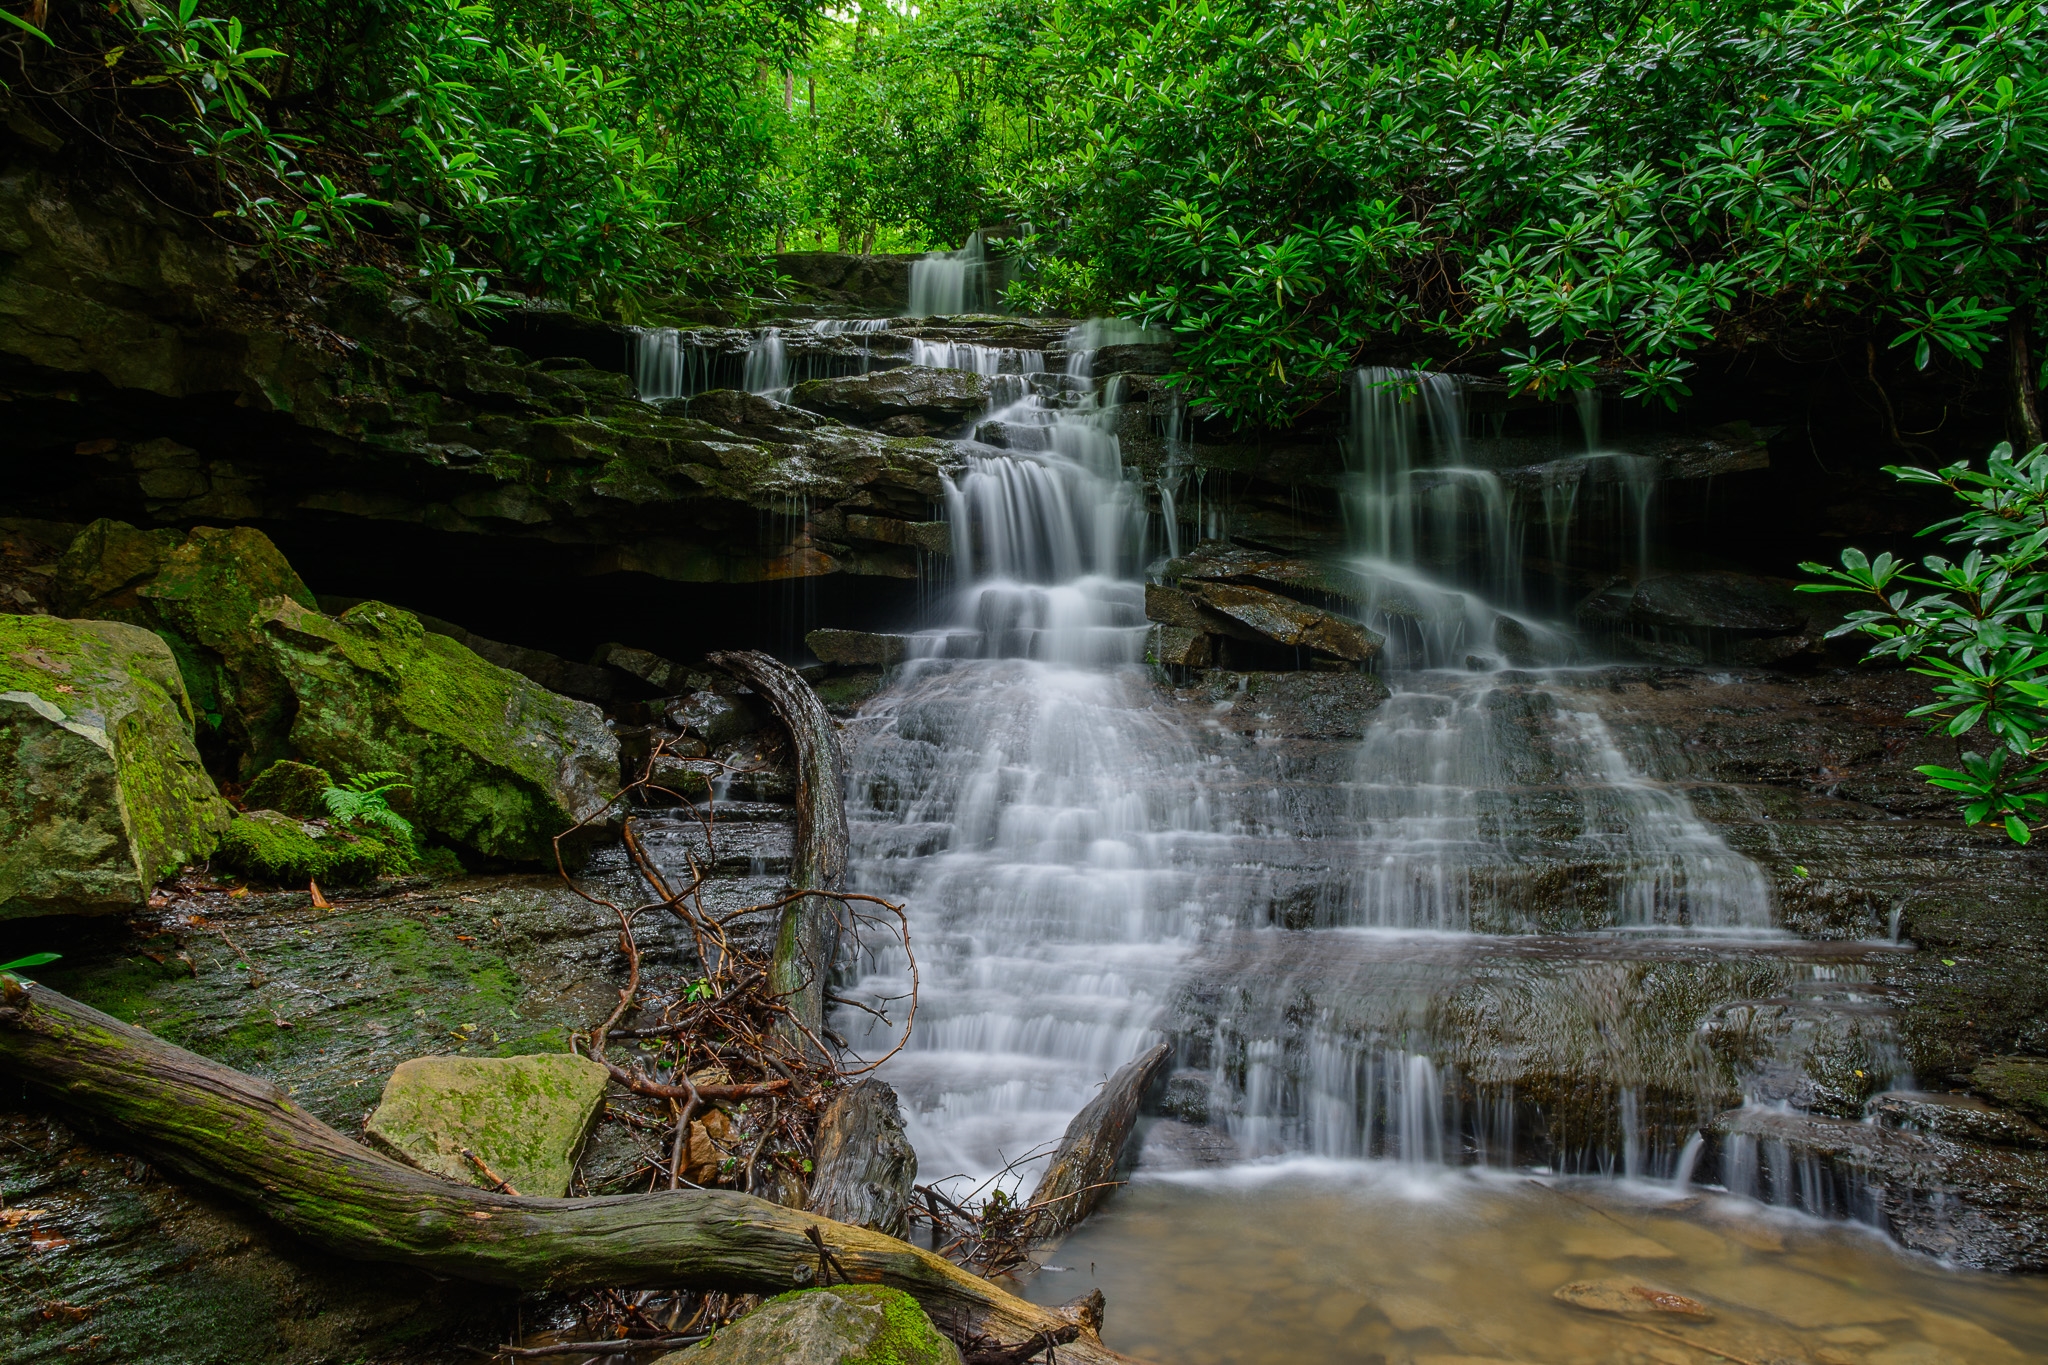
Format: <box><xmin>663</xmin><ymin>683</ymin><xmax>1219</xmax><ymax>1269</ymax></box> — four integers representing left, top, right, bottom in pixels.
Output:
<box><xmin>214</xmin><ymin>810</ymin><xmax>396</xmax><ymax>885</ymax></box>
<box><xmin>242</xmin><ymin>759</ymin><xmax>333</xmax><ymax>820</ymax></box>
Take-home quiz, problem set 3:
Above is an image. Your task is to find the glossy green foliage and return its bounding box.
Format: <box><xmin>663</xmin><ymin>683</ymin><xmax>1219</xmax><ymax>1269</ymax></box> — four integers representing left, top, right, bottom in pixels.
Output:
<box><xmin>1804</xmin><ymin>441</ymin><xmax>2048</xmax><ymax>842</ymax></box>
<box><xmin>1009</xmin><ymin>0</ymin><xmax>2048</xmax><ymax>425</ymax></box>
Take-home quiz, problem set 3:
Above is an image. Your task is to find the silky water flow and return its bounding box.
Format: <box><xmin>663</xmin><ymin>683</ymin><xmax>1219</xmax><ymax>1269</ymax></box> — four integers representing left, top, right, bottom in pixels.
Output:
<box><xmin>655</xmin><ymin>296</ymin><xmax>2048</xmax><ymax>1361</ymax></box>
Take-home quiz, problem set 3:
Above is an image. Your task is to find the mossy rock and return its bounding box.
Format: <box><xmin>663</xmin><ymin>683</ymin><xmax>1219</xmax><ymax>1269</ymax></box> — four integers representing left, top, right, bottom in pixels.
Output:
<box><xmin>243</xmin><ymin>759</ymin><xmax>334</xmax><ymax>820</ymax></box>
<box><xmin>0</xmin><ymin>616</ymin><xmax>232</xmax><ymax>917</ymax></box>
<box><xmin>214</xmin><ymin>810</ymin><xmax>395</xmax><ymax>885</ymax></box>
<box><xmin>654</xmin><ymin>1286</ymin><xmax>961</xmax><ymax>1365</ymax></box>
<box><xmin>53</xmin><ymin>520</ymin><xmax>318</xmax><ymax>776</ymax></box>
<box><xmin>254</xmin><ymin>598</ymin><xmax>616</xmax><ymax>862</ymax></box>
<box><xmin>1974</xmin><ymin>1058</ymin><xmax>2048</xmax><ymax>1123</ymax></box>
<box><xmin>364</xmin><ymin>1053</ymin><xmax>610</xmax><ymax>1198</ymax></box>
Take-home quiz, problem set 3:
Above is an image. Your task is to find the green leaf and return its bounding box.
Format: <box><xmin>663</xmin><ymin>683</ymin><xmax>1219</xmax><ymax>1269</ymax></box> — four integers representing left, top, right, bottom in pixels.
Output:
<box><xmin>0</xmin><ymin>951</ymin><xmax>60</xmax><ymax>977</ymax></box>
<box><xmin>1</xmin><ymin>8</ymin><xmax>53</xmax><ymax>43</ymax></box>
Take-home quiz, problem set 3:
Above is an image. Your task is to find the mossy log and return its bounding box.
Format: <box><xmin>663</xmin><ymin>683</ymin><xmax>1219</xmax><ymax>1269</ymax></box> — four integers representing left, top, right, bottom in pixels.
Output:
<box><xmin>0</xmin><ymin>983</ymin><xmax>1132</xmax><ymax>1362</ymax></box>
<box><xmin>1024</xmin><ymin>1044</ymin><xmax>1171</xmax><ymax>1241</ymax></box>
<box><xmin>708</xmin><ymin>650</ymin><xmax>847</xmax><ymax>1044</ymax></box>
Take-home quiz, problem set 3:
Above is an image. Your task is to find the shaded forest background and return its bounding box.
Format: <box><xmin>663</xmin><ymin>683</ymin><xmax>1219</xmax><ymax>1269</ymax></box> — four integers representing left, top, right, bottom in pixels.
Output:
<box><xmin>2</xmin><ymin>0</ymin><xmax>2043</xmax><ymax>429</ymax></box>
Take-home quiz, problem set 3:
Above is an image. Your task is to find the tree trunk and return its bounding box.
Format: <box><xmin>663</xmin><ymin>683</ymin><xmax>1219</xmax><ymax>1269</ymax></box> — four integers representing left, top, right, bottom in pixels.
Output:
<box><xmin>0</xmin><ymin>983</ymin><xmax>1134</xmax><ymax>1362</ymax></box>
<box><xmin>707</xmin><ymin>650</ymin><xmax>846</xmax><ymax>1052</ymax></box>
<box><xmin>1024</xmin><ymin>1044</ymin><xmax>1171</xmax><ymax>1241</ymax></box>
<box><xmin>809</xmin><ymin>1080</ymin><xmax>917</xmax><ymax>1238</ymax></box>
<box><xmin>2013</xmin><ymin>311</ymin><xmax>2044</xmax><ymax>452</ymax></box>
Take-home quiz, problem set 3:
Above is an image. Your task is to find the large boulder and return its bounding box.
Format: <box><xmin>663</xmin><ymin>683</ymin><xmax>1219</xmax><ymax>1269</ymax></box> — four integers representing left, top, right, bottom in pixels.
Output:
<box><xmin>791</xmin><ymin>366</ymin><xmax>990</xmax><ymax>435</ymax></box>
<box><xmin>53</xmin><ymin>519</ymin><xmax>320</xmax><ymax>776</ymax></box>
<box><xmin>255</xmin><ymin>598</ymin><xmax>616</xmax><ymax>861</ymax></box>
<box><xmin>653</xmin><ymin>1286</ymin><xmax>961</xmax><ymax>1365</ymax></box>
<box><xmin>1628</xmin><ymin>571</ymin><xmax>1809</xmax><ymax>634</ymax></box>
<box><xmin>0</xmin><ymin>615</ymin><xmax>231</xmax><ymax>917</ymax></box>
<box><xmin>364</xmin><ymin>1053</ymin><xmax>610</xmax><ymax>1198</ymax></box>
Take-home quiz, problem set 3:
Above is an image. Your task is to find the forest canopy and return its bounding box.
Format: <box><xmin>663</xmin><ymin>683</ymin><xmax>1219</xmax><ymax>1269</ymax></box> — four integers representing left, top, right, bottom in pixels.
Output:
<box><xmin>4</xmin><ymin>0</ymin><xmax>2042</xmax><ymax>425</ymax></box>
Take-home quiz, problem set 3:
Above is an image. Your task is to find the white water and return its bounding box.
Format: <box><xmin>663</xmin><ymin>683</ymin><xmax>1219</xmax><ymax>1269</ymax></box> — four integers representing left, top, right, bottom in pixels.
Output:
<box><xmin>836</xmin><ymin>342</ymin><xmax>1783</xmax><ymax>1195</ymax></box>
<box><xmin>907</xmin><ymin>230</ymin><xmax>993</xmax><ymax>316</ymax></box>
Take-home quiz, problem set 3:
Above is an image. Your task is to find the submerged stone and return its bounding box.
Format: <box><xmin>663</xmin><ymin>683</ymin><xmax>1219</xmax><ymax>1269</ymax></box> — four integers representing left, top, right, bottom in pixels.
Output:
<box><xmin>256</xmin><ymin>598</ymin><xmax>616</xmax><ymax>862</ymax></box>
<box><xmin>653</xmin><ymin>1285</ymin><xmax>961</xmax><ymax>1365</ymax></box>
<box><xmin>0</xmin><ymin>615</ymin><xmax>231</xmax><ymax>917</ymax></box>
<box><xmin>1552</xmin><ymin>1280</ymin><xmax>1711</xmax><ymax>1317</ymax></box>
<box><xmin>365</xmin><ymin>1053</ymin><xmax>610</xmax><ymax>1198</ymax></box>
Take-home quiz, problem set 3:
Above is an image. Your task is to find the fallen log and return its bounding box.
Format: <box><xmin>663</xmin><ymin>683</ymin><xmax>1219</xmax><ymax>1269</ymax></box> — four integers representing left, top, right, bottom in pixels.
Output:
<box><xmin>1024</xmin><ymin>1043</ymin><xmax>1172</xmax><ymax>1242</ymax></box>
<box><xmin>0</xmin><ymin>981</ymin><xmax>1133</xmax><ymax>1362</ymax></box>
<box><xmin>708</xmin><ymin>649</ymin><xmax>846</xmax><ymax>1047</ymax></box>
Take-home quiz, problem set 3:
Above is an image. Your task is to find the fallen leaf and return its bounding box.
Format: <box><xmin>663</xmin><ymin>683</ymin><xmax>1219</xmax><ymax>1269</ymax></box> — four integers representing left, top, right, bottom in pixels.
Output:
<box><xmin>53</xmin><ymin>684</ymin><xmax>74</xmax><ymax>694</ymax></box>
<box><xmin>459</xmin><ymin>896</ymin><xmax>480</xmax><ymax>903</ymax></box>
<box><xmin>28</xmin><ymin>1230</ymin><xmax>69</xmax><ymax>1251</ymax></box>
<box><xmin>310</xmin><ymin>879</ymin><xmax>331</xmax><ymax>909</ymax></box>
<box><xmin>1</xmin><ymin>1207</ymin><xmax>48</xmax><ymax>1228</ymax></box>
<box><xmin>228</xmin><ymin>886</ymin><xmax>249</xmax><ymax>899</ymax></box>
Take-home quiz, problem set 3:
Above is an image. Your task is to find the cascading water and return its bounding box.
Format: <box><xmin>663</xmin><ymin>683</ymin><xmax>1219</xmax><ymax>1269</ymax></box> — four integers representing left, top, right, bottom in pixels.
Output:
<box><xmin>907</xmin><ymin>230</ymin><xmax>993</xmax><ymax>316</ymax></box>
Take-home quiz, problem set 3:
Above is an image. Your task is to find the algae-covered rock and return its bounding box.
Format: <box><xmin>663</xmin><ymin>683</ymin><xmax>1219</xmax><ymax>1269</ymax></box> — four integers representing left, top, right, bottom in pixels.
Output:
<box><xmin>213</xmin><ymin>809</ymin><xmax>395</xmax><ymax>885</ymax></box>
<box><xmin>0</xmin><ymin>615</ymin><xmax>232</xmax><ymax>917</ymax></box>
<box><xmin>54</xmin><ymin>519</ymin><xmax>319</xmax><ymax>775</ymax></box>
<box><xmin>242</xmin><ymin>758</ymin><xmax>334</xmax><ymax>820</ymax></box>
<box><xmin>256</xmin><ymin>598</ymin><xmax>616</xmax><ymax>861</ymax></box>
<box><xmin>364</xmin><ymin>1053</ymin><xmax>610</xmax><ymax>1198</ymax></box>
<box><xmin>1974</xmin><ymin>1058</ymin><xmax>2048</xmax><ymax>1124</ymax></box>
<box><xmin>654</xmin><ymin>1286</ymin><xmax>962</xmax><ymax>1365</ymax></box>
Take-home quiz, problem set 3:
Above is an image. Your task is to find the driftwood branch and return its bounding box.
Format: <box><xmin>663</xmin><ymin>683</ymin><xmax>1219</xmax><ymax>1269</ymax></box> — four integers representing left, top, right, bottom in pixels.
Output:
<box><xmin>709</xmin><ymin>649</ymin><xmax>848</xmax><ymax>1051</ymax></box>
<box><xmin>0</xmin><ymin>983</ymin><xmax>1135</xmax><ymax>1362</ymax></box>
<box><xmin>1024</xmin><ymin>1044</ymin><xmax>1171</xmax><ymax>1241</ymax></box>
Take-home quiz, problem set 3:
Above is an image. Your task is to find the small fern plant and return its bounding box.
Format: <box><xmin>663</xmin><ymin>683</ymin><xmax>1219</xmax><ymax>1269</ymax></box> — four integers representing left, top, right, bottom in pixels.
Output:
<box><xmin>321</xmin><ymin>771</ymin><xmax>416</xmax><ymax>843</ymax></box>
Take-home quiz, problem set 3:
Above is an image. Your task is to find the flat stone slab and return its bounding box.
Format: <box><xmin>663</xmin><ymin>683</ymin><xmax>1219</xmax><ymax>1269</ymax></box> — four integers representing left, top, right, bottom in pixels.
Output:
<box><xmin>365</xmin><ymin>1053</ymin><xmax>609</xmax><ymax>1198</ymax></box>
<box><xmin>653</xmin><ymin>1286</ymin><xmax>960</xmax><ymax>1365</ymax></box>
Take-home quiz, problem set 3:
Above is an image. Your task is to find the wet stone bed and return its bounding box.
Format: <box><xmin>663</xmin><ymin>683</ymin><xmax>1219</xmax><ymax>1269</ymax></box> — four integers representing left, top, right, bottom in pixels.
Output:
<box><xmin>1019</xmin><ymin>1163</ymin><xmax>2048</xmax><ymax>1365</ymax></box>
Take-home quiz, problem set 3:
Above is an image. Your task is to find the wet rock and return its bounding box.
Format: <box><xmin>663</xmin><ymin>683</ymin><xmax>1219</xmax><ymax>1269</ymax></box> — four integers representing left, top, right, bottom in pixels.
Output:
<box><xmin>1869</xmin><ymin>1090</ymin><xmax>2048</xmax><ymax>1148</ymax></box>
<box><xmin>843</xmin><ymin>514</ymin><xmax>950</xmax><ymax>554</ymax></box>
<box><xmin>1629</xmin><ymin>571</ymin><xmax>1809</xmax><ymax>634</ymax></box>
<box><xmin>1150</xmin><ymin>624</ymin><xmax>1211</xmax><ymax>668</ymax></box>
<box><xmin>1710</xmin><ymin>1105</ymin><xmax>2048</xmax><ymax>1271</ymax></box>
<box><xmin>54</xmin><ymin>520</ymin><xmax>320</xmax><ymax>777</ymax></box>
<box><xmin>1972</xmin><ymin>1058</ymin><xmax>2048</xmax><ymax>1124</ymax></box>
<box><xmin>1552</xmin><ymin>1280</ymin><xmax>1710</xmax><ymax>1317</ymax></box>
<box><xmin>1187</xmin><ymin>671</ymin><xmax>1392</xmax><ymax>738</ymax></box>
<box><xmin>1094</xmin><ymin>342</ymin><xmax>1174</xmax><ymax>375</ymax></box>
<box><xmin>806</xmin><ymin>629</ymin><xmax>911</xmax><ymax>667</ymax></box>
<box><xmin>364</xmin><ymin>1052</ymin><xmax>610</xmax><ymax>1198</ymax></box>
<box><xmin>682</xmin><ymin>388</ymin><xmax>834</xmax><ymax>441</ymax></box>
<box><xmin>1138</xmin><ymin>1118</ymin><xmax>1241</xmax><ymax>1169</ymax></box>
<box><xmin>256</xmin><ymin>598</ymin><xmax>617</xmax><ymax>862</ymax></box>
<box><xmin>0</xmin><ymin>615</ymin><xmax>231</xmax><ymax>917</ymax></box>
<box><xmin>791</xmin><ymin>366</ymin><xmax>990</xmax><ymax>431</ymax></box>
<box><xmin>650</xmin><ymin>1286</ymin><xmax>961</xmax><ymax>1365</ymax></box>
<box><xmin>242</xmin><ymin>759</ymin><xmax>334</xmax><ymax>820</ymax></box>
<box><xmin>667</xmin><ymin>690</ymin><xmax>767</xmax><ymax>748</ymax></box>
<box><xmin>1193</xmin><ymin>582</ymin><xmax>1381</xmax><ymax>662</ymax></box>
<box><xmin>807</xmin><ymin>1080</ymin><xmax>917</xmax><ymax>1237</ymax></box>
<box><xmin>1161</xmin><ymin>1072</ymin><xmax>1212</xmax><ymax>1124</ymax></box>
<box><xmin>594</xmin><ymin>642</ymin><xmax>714</xmax><ymax>695</ymax></box>
<box><xmin>772</xmin><ymin>251</ymin><xmax>920</xmax><ymax>310</ymax></box>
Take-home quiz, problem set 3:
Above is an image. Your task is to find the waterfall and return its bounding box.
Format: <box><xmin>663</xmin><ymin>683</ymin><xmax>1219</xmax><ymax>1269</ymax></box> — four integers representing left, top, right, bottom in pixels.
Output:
<box><xmin>838</xmin><ymin>322</ymin><xmax>1229</xmax><ymax>1188</ymax></box>
<box><xmin>907</xmin><ymin>230</ymin><xmax>992</xmax><ymax>316</ymax></box>
<box><xmin>741</xmin><ymin>327</ymin><xmax>787</xmax><ymax>395</ymax></box>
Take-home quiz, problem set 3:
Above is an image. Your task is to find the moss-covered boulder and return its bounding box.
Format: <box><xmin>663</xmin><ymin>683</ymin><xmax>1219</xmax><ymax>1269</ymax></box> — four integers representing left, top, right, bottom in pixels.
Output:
<box><xmin>242</xmin><ymin>758</ymin><xmax>334</xmax><ymax>820</ymax></box>
<box><xmin>655</xmin><ymin>1286</ymin><xmax>962</xmax><ymax>1365</ymax></box>
<box><xmin>53</xmin><ymin>520</ymin><xmax>319</xmax><ymax>776</ymax></box>
<box><xmin>364</xmin><ymin>1053</ymin><xmax>610</xmax><ymax>1198</ymax></box>
<box><xmin>0</xmin><ymin>615</ymin><xmax>232</xmax><ymax>917</ymax></box>
<box><xmin>255</xmin><ymin>598</ymin><xmax>615</xmax><ymax>861</ymax></box>
<box><xmin>213</xmin><ymin>809</ymin><xmax>398</xmax><ymax>885</ymax></box>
